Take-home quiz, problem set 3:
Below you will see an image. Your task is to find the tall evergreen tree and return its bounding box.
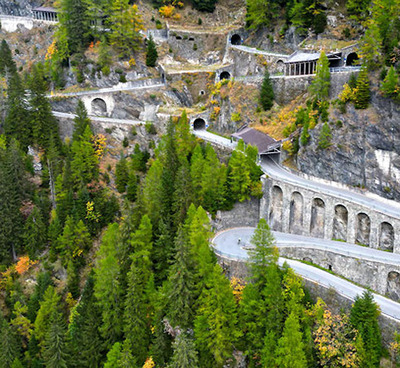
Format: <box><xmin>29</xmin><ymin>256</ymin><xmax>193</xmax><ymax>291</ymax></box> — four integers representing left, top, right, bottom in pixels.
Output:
<box><xmin>0</xmin><ymin>40</ymin><xmax>17</xmax><ymax>76</ymax></box>
<box><xmin>169</xmin><ymin>333</ymin><xmax>199</xmax><ymax>368</ymax></box>
<box><xmin>350</xmin><ymin>290</ymin><xmax>381</xmax><ymax>367</ymax></box>
<box><xmin>275</xmin><ymin>312</ymin><xmax>307</xmax><ymax>368</ymax></box>
<box><xmin>309</xmin><ymin>51</ymin><xmax>330</xmax><ymax>101</ymax></box>
<box><xmin>115</xmin><ymin>154</ymin><xmax>129</xmax><ymax>193</ymax></box>
<box><xmin>72</xmin><ymin>100</ymin><xmax>92</xmax><ymax>142</ymax></box>
<box><xmin>0</xmin><ymin>315</ymin><xmax>20</xmax><ymax>368</ymax></box>
<box><xmin>146</xmin><ymin>35</ymin><xmax>158</xmax><ymax>67</ymax></box>
<box><xmin>29</xmin><ymin>65</ymin><xmax>61</xmax><ymax>152</ymax></box>
<box><xmin>24</xmin><ymin>206</ymin><xmax>47</xmax><ymax>259</ymax></box>
<box><xmin>260</xmin><ymin>69</ymin><xmax>274</xmax><ymax>110</ymax></box>
<box><xmin>381</xmin><ymin>66</ymin><xmax>398</xmax><ymax>97</ymax></box>
<box><xmin>43</xmin><ymin>311</ymin><xmax>67</xmax><ymax>368</ymax></box>
<box><xmin>354</xmin><ymin>65</ymin><xmax>370</xmax><ymax>109</ymax></box>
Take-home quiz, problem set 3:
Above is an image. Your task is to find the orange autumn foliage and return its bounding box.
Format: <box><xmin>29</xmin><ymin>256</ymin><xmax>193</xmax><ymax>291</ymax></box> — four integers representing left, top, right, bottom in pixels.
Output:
<box><xmin>15</xmin><ymin>256</ymin><xmax>38</xmax><ymax>275</ymax></box>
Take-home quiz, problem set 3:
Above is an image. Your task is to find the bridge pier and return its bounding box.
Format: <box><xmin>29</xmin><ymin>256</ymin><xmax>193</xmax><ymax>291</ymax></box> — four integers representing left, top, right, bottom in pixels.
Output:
<box><xmin>282</xmin><ymin>186</ymin><xmax>291</xmax><ymax>233</ymax></box>
<box><xmin>303</xmin><ymin>197</ymin><xmax>313</xmax><ymax>237</ymax></box>
<box><xmin>324</xmin><ymin>198</ymin><xmax>335</xmax><ymax>240</ymax></box>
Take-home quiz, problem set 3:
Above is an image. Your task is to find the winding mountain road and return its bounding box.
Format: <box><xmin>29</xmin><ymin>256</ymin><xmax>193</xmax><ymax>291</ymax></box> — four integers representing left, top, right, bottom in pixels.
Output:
<box><xmin>261</xmin><ymin>157</ymin><xmax>400</xmax><ymax>220</ymax></box>
<box><xmin>52</xmin><ymin>111</ymin><xmax>144</xmax><ymax>125</ymax></box>
<box><xmin>212</xmin><ymin>227</ymin><xmax>400</xmax><ymax>320</ymax></box>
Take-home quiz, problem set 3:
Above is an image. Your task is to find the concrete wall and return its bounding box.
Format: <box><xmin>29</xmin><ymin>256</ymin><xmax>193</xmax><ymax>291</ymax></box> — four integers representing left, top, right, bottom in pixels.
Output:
<box><xmin>212</xmin><ymin>198</ymin><xmax>260</xmax><ymax>232</ymax></box>
<box><xmin>260</xmin><ymin>175</ymin><xmax>400</xmax><ymax>252</ymax></box>
<box><xmin>271</xmin><ymin>71</ymin><xmax>358</xmax><ymax>105</ymax></box>
<box><xmin>216</xmin><ymin>253</ymin><xmax>400</xmax><ymax>348</ymax></box>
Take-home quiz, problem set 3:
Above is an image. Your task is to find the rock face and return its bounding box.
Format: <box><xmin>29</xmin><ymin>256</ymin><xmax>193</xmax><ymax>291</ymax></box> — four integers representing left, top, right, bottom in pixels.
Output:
<box><xmin>297</xmin><ymin>92</ymin><xmax>400</xmax><ymax>202</ymax></box>
<box><xmin>0</xmin><ymin>0</ymin><xmax>41</xmax><ymax>16</ymax></box>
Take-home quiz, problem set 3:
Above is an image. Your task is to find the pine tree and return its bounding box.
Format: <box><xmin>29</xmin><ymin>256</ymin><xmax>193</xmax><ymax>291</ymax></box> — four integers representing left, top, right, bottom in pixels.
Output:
<box><xmin>175</xmin><ymin>110</ymin><xmax>196</xmax><ymax>158</ymax></box>
<box><xmin>381</xmin><ymin>66</ymin><xmax>398</xmax><ymax>97</ymax></box>
<box><xmin>309</xmin><ymin>51</ymin><xmax>330</xmax><ymax>101</ymax></box>
<box><xmin>260</xmin><ymin>69</ymin><xmax>274</xmax><ymax>110</ymax></box>
<box><xmin>190</xmin><ymin>144</ymin><xmax>205</xmax><ymax>205</ymax></box>
<box><xmin>318</xmin><ymin>122</ymin><xmax>331</xmax><ymax>149</ymax></box>
<box><xmin>169</xmin><ymin>333</ymin><xmax>199</xmax><ymax>368</ymax></box>
<box><xmin>146</xmin><ymin>35</ymin><xmax>158</xmax><ymax>67</ymax></box>
<box><xmin>350</xmin><ymin>290</ymin><xmax>382</xmax><ymax>367</ymax></box>
<box><xmin>104</xmin><ymin>342</ymin><xmax>122</xmax><ymax>368</ymax></box>
<box><xmin>346</xmin><ymin>0</ymin><xmax>370</xmax><ymax>20</ymax></box>
<box><xmin>228</xmin><ymin>142</ymin><xmax>252</xmax><ymax>202</ymax></box>
<box><xmin>275</xmin><ymin>312</ymin><xmax>307</xmax><ymax>368</ymax></box>
<box><xmin>27</xmin><ymin>271</ymin><xmax>54</xmax><ymax>323</ymax></box>
<box><xmin>72</xmin><ymin>100</ymin><xmax>92</xmax><ymax>142</ymax></box>
<box><xmin>192</xmin><ymin>0</ymin><xmax>218</xmax><ymax>12</ymax></box>
<box><xmin>354</xmin><ymin>65</ymin><xmax>370</xmax><ymax>109</ymax></box>
<box><xmin>43</xmin><ymin>311</ymin><xmax>67</xmax><ymax>368</ymax></box>
<box><xmin>245</xmin><ymin>0</ymin><xmax>279</xmax><ymax>28</ymax></box>
<box><xmin>359</xmin><ymin>22</ymin><xmax>382</xmax><ymax>71</ymax></box>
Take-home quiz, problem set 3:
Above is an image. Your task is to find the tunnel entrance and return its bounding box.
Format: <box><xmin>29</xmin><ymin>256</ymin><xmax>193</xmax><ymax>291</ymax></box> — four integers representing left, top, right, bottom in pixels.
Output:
<box><xmin>231</xmin><ymin>34</ymin><xmax>242</xmax><ymax>45</ymax></box>
<box><xmin>193</xmin><ymin>118</ymin><xmax>206</xmax><ymax>130</ymax></box>
<box><xmin>269</xmin><ymin>185</ymin><xmax>283</xmax><ymax>231</ymax></box>
<box><xmin>346</xmin><ymin>52</ymin><xmax>359</xmax><ymax>66</ymax></box>
<box><xmin>220</xmin><ymin>71</ymin><xmax>231</xmax><ymax>81</ymax></box>
<box><xmin>91</xmin><ymin>98</ymin><xmax>107</xmax><ymax>116</ymax></box>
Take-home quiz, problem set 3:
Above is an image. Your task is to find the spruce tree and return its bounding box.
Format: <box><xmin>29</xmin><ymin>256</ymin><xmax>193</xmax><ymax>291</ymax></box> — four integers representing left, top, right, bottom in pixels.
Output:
<box><xmin>115</xmin><ymin>154</ymin><xmax>129</xmax><ymax>193</ymax></box>
<box><xmin>0</xmin><ymin>40</ymin><xmax>17</xmax><ymax>76</ymax></box>
<box><xmin>354</xmin><ymin>65</ymin><xmax>370</xmax><ymax>109</ymax></box>
<box><xmin>43</xmin><ymin>311</ymin><xmax>67</xmax><ymax>368</ymax></box>
<box><xmin>169</xmin><ymin>333</ymin><xmax>199</xmax><ymax>368</ymax></box>
<box><xmin>24</xmin><ymin>207</ymin><xmax>47</xmax><ymax>259</ymax></box>
<box><xmin>318</xmin><ymin>122</ymin><xmax>331</xmax><ymax>150</ymax></box>
<box><xmin>228</xmin><ymin>142</ymin><xmax>252</xmax><ymax>202</ymax></box>
<box><xmin>72</xmin><ymin>100</ymin><xmax>92</xmax><ymax>142</ymax></box>
<box><xmin>29</xmin><ymin>65</ymin><xmax>61</xmax><ymax>152</ymax></box>
<box><xmin>146</xmin><ymin>35</ymin><xmax>158</xmax><ymax>67</ymax></box>
<box><xmin>0</xmin><ymin>316</ymin><xmax>20</xmax><ymax>368</ymax></box>
<box><xmin>166</xmin><ymin>227</ymin><xmax>196</xmax><ymax>330</ymax></box>
<box><xmin>190</xmin><ymin>144</ymin><xmax>205</xmax><ymax>205</ymax></box>
<box><xmin>260</xmin><ymin>69</ymin><xmax>274</xmax><ymax>110</ymax></box>
<box><xmin>309</xmin><ymin>51</ymin><xmax>331</xmax><ymax>101</ymax></box>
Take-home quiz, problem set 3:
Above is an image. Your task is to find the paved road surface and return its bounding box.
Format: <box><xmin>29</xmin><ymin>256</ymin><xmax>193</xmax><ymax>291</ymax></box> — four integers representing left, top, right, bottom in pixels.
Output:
<box><xmin>193</xmin><ymin>129</ymin><xmax>237</xmax><ymax>149</ymax></box>
<box><xmin>53</xmin><ymin>111</ymin><xmax>144</xmax><ymax>125</ymax></box>
<box><xmin>48</xmin><ymin>81</ymin><xmax>164</xmax><ymax>98</ymax></box>
<box><xmin>212</xmin><ymin>227</ymin><xmax>400</xmax><ymax>320</ymax></box>
<box><xmin>231</xmin><ymin>45</ymin><xmax>289</xmax><ymax>58</ymax></box>
<box><xmin>261</xmin><ymin>157</ymin><xmax>400</xmax><ymax>219</ymax></box>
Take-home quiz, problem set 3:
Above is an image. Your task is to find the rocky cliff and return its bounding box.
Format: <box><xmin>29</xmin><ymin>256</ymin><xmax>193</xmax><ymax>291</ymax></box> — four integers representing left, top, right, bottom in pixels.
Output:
<box><xmin>296</xmin><ymin>89</ymin><xmax>400</xmax><ymax>201</ymax></box>
<box><xmin>0</xmin><ymin>0</ymin><xmax>42</xmax><ymax>16</ymax></box>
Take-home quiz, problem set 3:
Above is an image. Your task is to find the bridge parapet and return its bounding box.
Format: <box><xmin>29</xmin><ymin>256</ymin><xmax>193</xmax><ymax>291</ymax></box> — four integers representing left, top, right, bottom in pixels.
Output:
<box><xmin>261</xmin><ymin>175</ymin><xmax>400</xmax><ymax>253</ymax></box>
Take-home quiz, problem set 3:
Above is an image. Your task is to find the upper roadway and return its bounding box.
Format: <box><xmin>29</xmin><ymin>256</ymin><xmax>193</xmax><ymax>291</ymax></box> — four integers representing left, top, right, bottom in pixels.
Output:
<box><xmin>212</xmin><ymin>227</ymin><xmax>400</xmax><ymax>321</ymax></box>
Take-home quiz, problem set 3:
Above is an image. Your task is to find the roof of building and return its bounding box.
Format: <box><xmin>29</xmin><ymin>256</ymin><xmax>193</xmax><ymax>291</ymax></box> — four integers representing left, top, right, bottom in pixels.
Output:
<box><xmin>285</xmin><ymin>51</ymin><xmax>342</xmax><ymax>64</ymax></box>
<box><xmin>32</xmin><ymin>7</ymin><xmax>57</xmax><ymax>12</ymax></box>
<box><xmin>231</xmin><ymin>126</ymin><xmax>278</xmax><ymax>153</ymax></box>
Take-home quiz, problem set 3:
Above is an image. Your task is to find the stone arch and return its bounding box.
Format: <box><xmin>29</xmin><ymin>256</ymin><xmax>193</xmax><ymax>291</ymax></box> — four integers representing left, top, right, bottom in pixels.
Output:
<box><xmin>310</xmin><ymin>198</ymin><xmax>325</xmax><ymax>238</ymax></box>
<box><xmin>193</xmin><ymin>118</ymin><xmax>206</xmax><ymax>130</ymax></box>
<box><xmin>289</xmin><ymin>191</ymin><xmax>304</xmax><ymax>235</ymax></box>
<box><xmin>269</xmin><ymin>185</ymin><xmax>283</xmax><ymax>231</ymax></box>
<box><xmin>386</xmin><ymin>271</ymin><xmax>400</xmax><ymax>301</ymax></box>
<box><xmin>346</xmin><ymin>52</ymin><xmax>359</xmax><ymax>66</ymax></box>
<box><xmin>379</xmin><ymin>222</ymin><xmax>394</xmax><ymax>251</ymax></box>
<box><xmin>189</xmin><ymin>37</ymin><xmax>195</xmax><ymax>41</ymax></box>
<box><xmin>199</xmin><ymin>90</ymin><xmax>205</xmax><ymax>96</ymax></box>
<box><xmin>231</xmin><ymin>34</ymin><xmax>242</xmax><ymax>45</ymax></box>
<box><xmin>303</xmin><ymin>257</ymin><xmax>312</xmax><ymax>263</ymax></box>
<box><xmin>91</xmin><ymin>98</ymin><xmax>107</xmax><ymax>116</ymax></box>
<box><xmin>276</xmin><ymin>60</ymin><xmax>285</xmax><ymax>74</ymax></box>
<box><xmin>355</xmin><ymin>212</ymin><xmax>371</xmax><ymax>246</ymax></box>
<box><xmin>176</xmin><ymin>35</ymin><xmax>182</xmax><ymax>40</ymax></box>
<box><xmin>333</xmin><ymin>204</ymin><xmax>348</xmax><ymax>241</ymax></box>
<box><xmin>220</xmin><ymin>71</ymin><xmax>231</xmax><ymax>81</ymax></box>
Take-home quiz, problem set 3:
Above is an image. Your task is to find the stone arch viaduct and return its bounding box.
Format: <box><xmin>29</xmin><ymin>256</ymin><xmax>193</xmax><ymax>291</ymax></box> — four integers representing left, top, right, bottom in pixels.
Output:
<box><xmin>260</xmin><ymin>158</ymin><xmax>400</xmax><ymax>253</ymax></box>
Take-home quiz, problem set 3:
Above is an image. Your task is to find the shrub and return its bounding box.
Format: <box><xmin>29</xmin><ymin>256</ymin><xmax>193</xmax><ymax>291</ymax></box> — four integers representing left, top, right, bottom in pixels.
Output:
<box><xmin>145</xmin><ymin>122</ymin><xmax>157</xmax><ymax>135</ymax></box>
<box><xmin>318</xmin><ymin>122</ymin><xmax>331</xmax><ymax>149</ymax></box>
<box><xmin>198</xmin><ymin>18</ymin><xmax>202</xmax><ymax>25</ymax></box>
<box><xmin>119</xmin><ymin>74</ymin><xmax>127</xmax><ymax>83</ymax></box>
<box><xmin>122</xmin><ymin>136</ymin><xmax>129</xmax><ymax>147</ymax></box>
<box><xmin>131</xmin><ymin>126</ymin><xmax>137</xmax><ymax>136</ymax></box>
